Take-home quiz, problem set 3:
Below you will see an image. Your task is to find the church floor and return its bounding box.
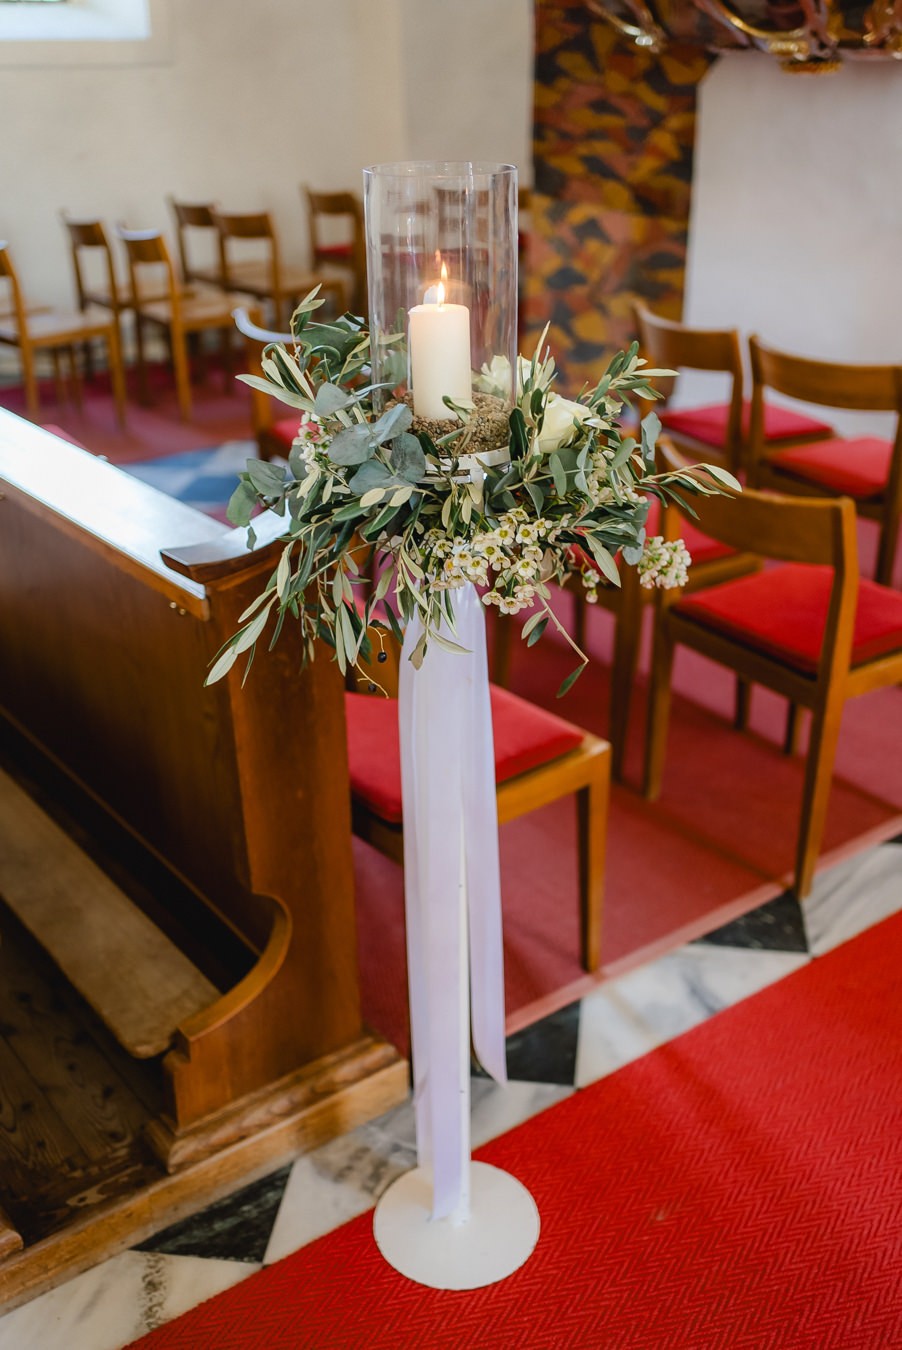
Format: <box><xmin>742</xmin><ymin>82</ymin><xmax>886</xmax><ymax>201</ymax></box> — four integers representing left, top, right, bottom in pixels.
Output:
<box><xmin>0</xmin><ymin>833</ymin><xmax>898</xmax><ymax>1350</ymax></box>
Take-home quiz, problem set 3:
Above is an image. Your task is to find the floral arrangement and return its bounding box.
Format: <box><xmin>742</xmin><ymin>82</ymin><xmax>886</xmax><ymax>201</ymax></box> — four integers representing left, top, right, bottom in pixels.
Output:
<box><xmin>211</xmin><ymin>291</ymin><xmax>737</xmax><ymax>695</ymax></box>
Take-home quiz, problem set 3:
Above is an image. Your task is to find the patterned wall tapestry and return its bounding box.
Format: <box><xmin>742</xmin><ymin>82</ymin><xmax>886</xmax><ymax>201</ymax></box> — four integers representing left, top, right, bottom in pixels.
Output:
<box><xmin>526</xmin><ymin>0</ymin><xmax>716</xmax><ymax>393</ymax></box>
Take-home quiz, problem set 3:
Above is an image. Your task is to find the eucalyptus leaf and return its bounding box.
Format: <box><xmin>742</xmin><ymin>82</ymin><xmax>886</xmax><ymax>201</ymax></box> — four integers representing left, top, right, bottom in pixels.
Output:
<box><xmin>246</xmin><ymin>459</ymin><xmax>287</xmax><ymax>496</ymax></box>
<box><xmin>390</xmin><ymin>432</ymin><xmax>427</xmax><ymax>483</ymax></box>
<box><xmin>315</xmin><ymin>382</ymin><xmax>356</xmax><ymax>415</ymax></box>
<box><xmin>328</xmin><ymin>424</ymin><xmax>375</xmax><ymax>466</ymax></box>
<box><xmin>371</xmin><ymin>402</ymin><xmax>413</xmax><ymax>445</ymax></box>
<box><xmin>227</xmin><ymin>480</ymin><xmax>257</xmax><ymax>527</ymax></box>
<box><xmin>348</xmin><ymin>459</ymin><xmax>397</xmax><ymax>493</ymax></box>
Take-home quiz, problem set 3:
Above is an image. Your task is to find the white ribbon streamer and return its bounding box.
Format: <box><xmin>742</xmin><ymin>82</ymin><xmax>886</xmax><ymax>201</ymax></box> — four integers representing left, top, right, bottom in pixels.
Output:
<box><xmin>398</xmin><ymin>583</ymin><xmax>508</xmax><ymax>1221</ymax></box>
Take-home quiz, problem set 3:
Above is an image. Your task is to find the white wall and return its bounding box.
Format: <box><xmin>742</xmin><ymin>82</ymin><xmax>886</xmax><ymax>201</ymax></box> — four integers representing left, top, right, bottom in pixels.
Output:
<box><xmin>399</xmin><ymin>0</ymin><xmax>533</xmax><ymax>173</ymax></box>
<box><xmin>683</xmin><ymin>52</ymin><xmax>902</xmax><ymax>432</ymax></box>
<box><xmin>0</xmin><ymin>0</ymin><xmax>531</xmax><ymax>314</ymax></box>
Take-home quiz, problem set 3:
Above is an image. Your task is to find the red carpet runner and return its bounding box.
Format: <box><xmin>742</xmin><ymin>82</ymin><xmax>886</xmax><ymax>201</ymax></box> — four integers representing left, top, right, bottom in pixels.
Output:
<box><xmin>130</xmin><ymin>910</ymin><xmax>902</xmax><ymax>1349</ymax></box>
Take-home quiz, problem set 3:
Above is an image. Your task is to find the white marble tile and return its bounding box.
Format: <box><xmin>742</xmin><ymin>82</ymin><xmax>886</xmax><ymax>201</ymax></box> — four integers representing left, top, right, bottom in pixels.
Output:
<box><xmin>470</xmin><ymin>1077</ymin><xmax>573</xmax><ymax>1149</ymax></box>
<box><xmin>0</xmin><ymin>1250</ymin><xmax>260</xmax><ymax>1350</ymax></box>
<box><xmin>575</xmin><ymin>944</ymin><xmax>810</xmax><ymax>1089</ymax></box>
<box><xmin>803</xmin><ymin>842</ymin><xmax>902</xmax><ymax>956</ymax></box>
<box><xmin>264</xmin><ymin>1076</ymin><xmax>571</xmax><ymax>1264</ymax></box>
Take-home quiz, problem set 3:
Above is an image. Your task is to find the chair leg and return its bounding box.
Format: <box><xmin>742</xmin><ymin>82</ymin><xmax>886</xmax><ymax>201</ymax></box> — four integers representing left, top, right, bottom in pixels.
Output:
<box><xmin>220</xmin><ymin>323</ymin><xmax>234</xmax><ymax>392</ymax></box>
<box><xmin>576</xmin><ymin>756</ymin><xmax>609</xmax><ymax>972</ymax></box>
<box><xmin>794</xmin><ymin>695</ymin><xmax>846</xmax><ymax>898</ymax></box>
<box><xmin>642</xmin><ymin>616</ymin><xmax>675</xmax><ymax>801</ymax></box>
<box><xmin>573</xmin><ymin>591</ymin><xmax>587</xmax><ymax>652</ymax></box>
<box><xmin>20</xmin><ymin>344</ymin><xmax>40</xmax><ymax>419</ymax></box>
<box><xmin>493</xmin><ymin>614</ymin><xmax>513</xmax><ymax>687</ymax></box>
<box><xmin>734</xmin><ymin>677</ymin><xmax>751</xmax><ymax>730</ymax></box>
<box><xmin>875</xmin><ymin>512</ymin><xmax>900</xmax><ymax>587</ymax></box>
<box><xmin>609</xmin><ymin>592</ymin><xmax>642</xmax><ymax>782</ymax></box>
<box><xmin>51</xmin><ymin>348</ymin><xmax>66</xmax><ymax>406</ymax></box>
<box><xmin>170</xmin><ymin>323</ymin><xmax>193</xmax><ymax>421</ymax></box>
<box><xmin>106</xmin><ymin>325</ymin><xmax>128</xmax><ymax>429</ymax></box>
<box><xmin>134</xmin><ymin>315</ymin><xmax>150</xmax><ymax>404</ymax></box>
<box><xmin>66</xmin><ymin>345</ymin><xmax>84</xmax><ymax>414</ymax></box>
<box><xmin>783</xmin><ymin>701</ymin><xmax>803</xmax><ymax>756</ymax></box>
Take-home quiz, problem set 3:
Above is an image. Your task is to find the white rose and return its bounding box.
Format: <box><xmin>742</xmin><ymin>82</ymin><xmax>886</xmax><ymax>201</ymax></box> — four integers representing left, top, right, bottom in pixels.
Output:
<box><xmin>475</xmin><ymin>355</ymin><xmax>513</xmax><ymax>399</ymax></box>
<box><xmin>537</xmin><ymin>394</ymin><xmax>591</xmax><ymax>454</ymax></box>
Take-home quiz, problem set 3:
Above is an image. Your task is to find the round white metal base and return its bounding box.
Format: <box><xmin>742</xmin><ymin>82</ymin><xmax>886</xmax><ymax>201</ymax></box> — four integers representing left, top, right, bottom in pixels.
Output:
<box><xmin>373</xmin><ymin>1162</ymin><xmax>540</xmax><ymax>1290</ymax></box>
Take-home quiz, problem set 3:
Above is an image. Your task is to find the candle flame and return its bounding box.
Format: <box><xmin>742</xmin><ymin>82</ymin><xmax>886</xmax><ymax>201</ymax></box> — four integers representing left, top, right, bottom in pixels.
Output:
<box><xmin>437</xmin><ymin>260</ymin><xmax>449</xmax><ymax>307</ymax></box>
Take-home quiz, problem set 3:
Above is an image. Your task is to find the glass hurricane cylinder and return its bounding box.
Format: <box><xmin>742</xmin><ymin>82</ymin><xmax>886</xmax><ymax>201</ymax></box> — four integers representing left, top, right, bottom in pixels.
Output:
<box><xmin>363</xmin><ymin>162</ymin><xmax>518</xmax><ymax>428</ymax></box>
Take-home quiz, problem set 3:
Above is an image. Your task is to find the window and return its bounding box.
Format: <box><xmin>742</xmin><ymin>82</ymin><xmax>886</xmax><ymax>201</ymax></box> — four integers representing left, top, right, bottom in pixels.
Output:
<box><xmin>0</xmin><ymin>0</ymin><xmax>169</xmax><ymax>65</ymax></box>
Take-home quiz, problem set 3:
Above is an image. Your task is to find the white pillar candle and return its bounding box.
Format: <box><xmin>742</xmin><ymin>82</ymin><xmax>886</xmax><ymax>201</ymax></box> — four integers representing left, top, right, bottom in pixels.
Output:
<box><xmin>409</xmin><ymin>274</ymin><xmax>472</xmax><ymax>421</ymax></box>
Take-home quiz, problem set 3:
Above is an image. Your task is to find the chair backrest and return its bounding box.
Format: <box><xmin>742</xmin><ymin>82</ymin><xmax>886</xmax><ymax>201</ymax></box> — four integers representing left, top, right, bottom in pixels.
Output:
<box><xmin>214</xmin><ymin>210</ymin><xmax>279</xmax><ymax>293</ymax></box>
<box><xmin>302</xmin><ymin>187</ymin><xmax>365</xmax><ymax>306</ymax></box>
<box><xmin>634</xmin><ymin>302</ymin><xmax>744</xmax><ymax>379</ymax></box>
<box><xmin>634</xmin><ymin>302</ymin><xmax>745</xmax><ymax>470</ymax></box>
<box><xmin>60</xmin><ymin>213</ymin><xmax>120</xmax><ymax>311</ymax></box>
<box><xmin>0</xmin><ymin>241</ymin><xmax>28</xmax><ymax>334</ymax></box>
<box><xmin>749</xmin><ymin>335</ymin><xmax>902</xmax><ymax>413</ymax></box>
<box><xmin>115</xmin><ymin>226</ymin><xmax>178</xmax><ymax>309</ymax></box>
<box><xmin>167</xmin><ymin>197</ymin><xmax>220</xmax><ymax>283</ymax></box>
<box><xmin>659</xmin><ymin>462</ymin><xmax>860</xmax><ymax>683</ymax></box>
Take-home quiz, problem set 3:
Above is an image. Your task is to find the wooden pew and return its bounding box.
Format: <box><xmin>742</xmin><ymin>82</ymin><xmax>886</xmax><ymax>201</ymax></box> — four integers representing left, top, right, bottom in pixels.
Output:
<box><xmin>0</xmin><ymin>413</ymin><xmax>406</xmax><ymax>1301</ymax></box>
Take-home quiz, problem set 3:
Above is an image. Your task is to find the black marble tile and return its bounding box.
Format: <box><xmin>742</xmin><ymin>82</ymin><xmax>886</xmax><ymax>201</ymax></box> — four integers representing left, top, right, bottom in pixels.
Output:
<box><xmin>694</xmin><ymin>890</ymin><xmax>809</xmax><ymax>954</ymax></box>
<box><xmin>475</xmin><ymin>1000</ymin><xmax>581</xmax><ymax>1086</ymax></box>
<box><xmin>135</xmin><ymin>1164</ymin><xmax>292</xmax><ymax>1264</ymax></box>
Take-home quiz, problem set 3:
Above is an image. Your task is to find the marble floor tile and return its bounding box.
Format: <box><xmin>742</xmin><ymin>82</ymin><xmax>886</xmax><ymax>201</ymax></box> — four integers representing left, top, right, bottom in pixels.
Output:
<box><xmin>137</xmin><ymin>1164</ymin><xmax>292</xmax><ymax>1264</ymax></box>
<box><xmin>0</xmin><ymin>1250</ymin><xmax>260</xmax><ymax>1350</ymax></box>
<box><xmin>803</xmin><ymin>842</ymin><xmax>902</xmax><ymax>956</ymax></box>
<box><xmin>574</xmin><ymin>944</ymin><xmax>810</xmax><ymax>1089</ymax></box>
<box><xmin>696</xmin><ymin>889</ymin><xmax>808</xmax><ymax>953</ymax></box>
<box><xmin>264</xmin><ymin>1077</ymin><xmax>571</xmax><ymax>1265</ymax></box>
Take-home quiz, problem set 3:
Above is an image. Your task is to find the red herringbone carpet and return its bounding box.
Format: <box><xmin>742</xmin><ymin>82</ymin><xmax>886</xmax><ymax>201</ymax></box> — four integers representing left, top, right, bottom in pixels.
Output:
<box><xmin>129</xmin><ymin>909</ymin><xmax>902</xmax><ymax>1350</ymax></box>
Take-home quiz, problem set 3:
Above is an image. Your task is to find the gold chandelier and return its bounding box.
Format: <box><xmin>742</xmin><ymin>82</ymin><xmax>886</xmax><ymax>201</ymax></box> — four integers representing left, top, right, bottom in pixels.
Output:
<box><xmin>586</xmin><ymin>0</ymin><xmax>902</xmax><ymax>67</ymax></box>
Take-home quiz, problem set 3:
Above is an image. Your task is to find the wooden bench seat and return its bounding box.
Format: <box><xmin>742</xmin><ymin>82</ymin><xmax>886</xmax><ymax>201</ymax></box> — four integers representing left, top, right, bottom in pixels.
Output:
<box><xmin>0</xmin><ymin>769</ymin><xmax>219</xmax><ymax>1059</ymax></box>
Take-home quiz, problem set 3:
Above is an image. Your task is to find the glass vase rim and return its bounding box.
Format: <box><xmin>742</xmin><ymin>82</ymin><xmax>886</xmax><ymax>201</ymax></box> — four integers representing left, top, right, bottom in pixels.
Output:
<box><xmin>363</xmin><ymin>160</ymin><xmax>517</xmax><ymax>180</ymax></box>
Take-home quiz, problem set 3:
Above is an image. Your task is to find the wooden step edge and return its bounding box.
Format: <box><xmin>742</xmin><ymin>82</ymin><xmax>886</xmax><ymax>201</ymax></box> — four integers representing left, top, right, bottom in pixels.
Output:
<box><xmin>0</xmin><ymin>1036</ymin><xmax>408</xmax><ymax>1315</ymax></box>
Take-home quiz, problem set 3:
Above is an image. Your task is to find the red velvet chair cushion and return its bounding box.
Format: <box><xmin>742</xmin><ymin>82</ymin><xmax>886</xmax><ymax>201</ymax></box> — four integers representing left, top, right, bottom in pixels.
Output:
<box><xmin>267</xmin><ymin>416</ymin><xmax>303</xmax><ymax>453</ymax></box>
<box><xmin>316</xmin><ymin>244</ymin><xmax>353</xmax><ymax>262</ymax></box>
<box><xmin>677</xmin><ymin>563</ymin><xmax>902</xmax><ymax>674</ymax></box>
<box><xmin>768</xmin><ymin>437</ymin><xmax>893</xmax><ymax>499</ymax></box>
<box><xmin>346</xmin><ymin>685</ymin><xmax>585</xmax><ymax>824</ymax></box>
<box><xmin>660</xmin><ymin>400</ymin><xmax>833</xmax><ymax>450</ymax></box>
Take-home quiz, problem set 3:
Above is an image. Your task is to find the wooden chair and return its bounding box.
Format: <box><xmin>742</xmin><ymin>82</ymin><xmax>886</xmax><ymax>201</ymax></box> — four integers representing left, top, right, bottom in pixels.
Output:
<box><xmin>167</xmin><ymin>197</ymin><xmax>224</xmax><ymax>289</ymax></box>
<box><xmin>232</xmin><ymin>307</ymin><xmax>302</xmax><ymax>460</ymax></box>
<box><xmin>346</xmin><ymin>632</ymin><xmax>611</xmax><ymax>972</ymax></box>
<box><xmin>302</xmin><ymin>187</ymin><xmax>365</xmax><ymax>314</ymax></box>
<box><xmin>643</xmin><ymin>485</ymin><xmax>902</xmax><ymax>897</ymax></box>
<box><xmin>634</xmin><ymin>303</ymin><xmax>833</xmax><ymax>476</ymax></box>
<box><xmin>0</xmin><ymin>241</ymin><xmax>126</xmax><ymax>425</ymax></box>
<box><xmin>748</xmin><ymin>337</ymin><xmax>902</xmax><ymax>586</ymax></box>
<box><xmin>214</xmin><ymin>209</ymin><xmax>345</xmax><ymax>329</ymax></box>
<box><xmin>493</xmin><ymin>501</ymin><xmax>758</xmax><ymax>782</ymax></box>
<box><xmin>116</xmin><ymin>226</ymin><xmax>247</xmax><ymax>421</ymax></box>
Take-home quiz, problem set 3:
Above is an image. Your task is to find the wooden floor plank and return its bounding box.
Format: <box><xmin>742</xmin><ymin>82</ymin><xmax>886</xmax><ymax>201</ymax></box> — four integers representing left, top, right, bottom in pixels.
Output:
<box><xmin>0</xmin><ymin>1038</ymin><xmax>84</xmax><ymax>1209</ymax></box>
<box><xmin>0</xmin><ymin>927</ymin><xmax>150</xmax><ymax>1161</ymax></box>
<box><xmin>0</xmin><ymin>770</ymin><xmax>219</xmax><ymax>1057</ymax></box>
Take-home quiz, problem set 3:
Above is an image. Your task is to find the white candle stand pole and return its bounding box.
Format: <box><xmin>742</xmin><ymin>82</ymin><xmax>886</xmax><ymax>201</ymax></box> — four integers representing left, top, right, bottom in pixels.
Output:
<box><xmin>372</xmin><ymin>587</ymin><xmax>540</xmax><ymax>1290</ymax></box>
